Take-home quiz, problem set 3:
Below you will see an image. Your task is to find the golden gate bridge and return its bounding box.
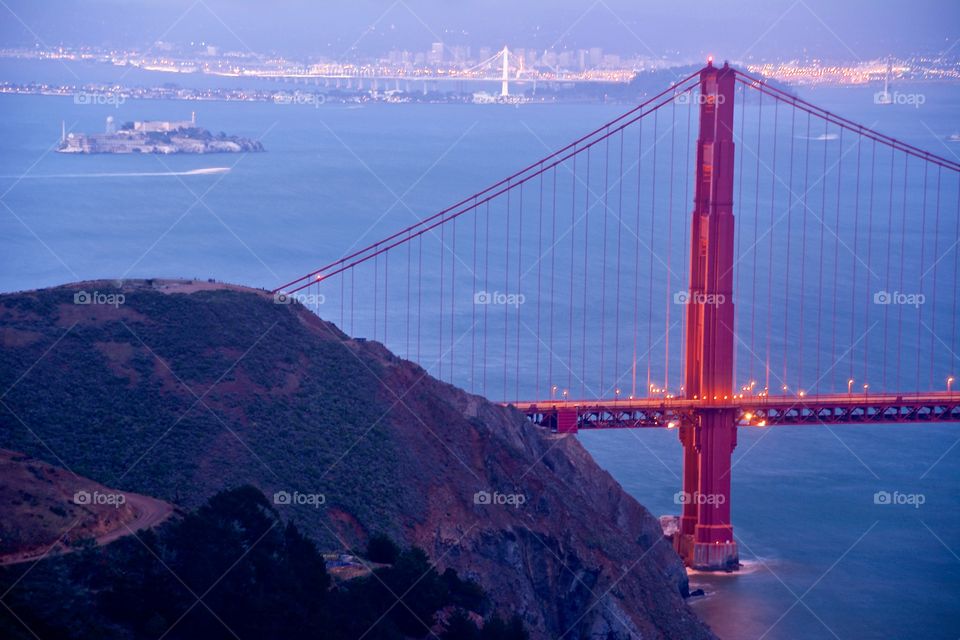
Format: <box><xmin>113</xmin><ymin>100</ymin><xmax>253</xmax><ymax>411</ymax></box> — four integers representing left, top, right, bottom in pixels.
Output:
<box><xmin>274</xmin><ymin>60</ymin><xmax>960</xmax><ymax>570</ymax></box>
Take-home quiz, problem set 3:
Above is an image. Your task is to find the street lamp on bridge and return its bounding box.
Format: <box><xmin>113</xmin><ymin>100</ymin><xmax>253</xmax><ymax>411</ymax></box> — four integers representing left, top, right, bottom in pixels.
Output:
<box><xmin>949</xmin><ymin>376</ymin><xmax>955</xmax><ymax>393</ymax></box>
<box><xmin>848</xmin><ymin>378</ymin><xmax>855</xmax><ymax>394</ymax></box>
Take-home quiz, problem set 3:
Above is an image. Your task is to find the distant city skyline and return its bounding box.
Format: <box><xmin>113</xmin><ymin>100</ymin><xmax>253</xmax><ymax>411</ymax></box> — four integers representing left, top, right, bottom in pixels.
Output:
<box><xmin>5</xmin><ymin>39</ymin><xmax>956</xmax><ymax>92</ymax></box>
<box><xmin>1</xmin><ymin>0</ymin><xmax>958</xmax><ymax>64</ymax></box>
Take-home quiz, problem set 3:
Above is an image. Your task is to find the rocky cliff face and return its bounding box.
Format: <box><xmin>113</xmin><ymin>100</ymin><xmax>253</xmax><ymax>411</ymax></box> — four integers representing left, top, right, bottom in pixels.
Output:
<box><xmin>0</xmin><ymin>279</ymin><xmax>714</xmax><ymax>639</ymax></box>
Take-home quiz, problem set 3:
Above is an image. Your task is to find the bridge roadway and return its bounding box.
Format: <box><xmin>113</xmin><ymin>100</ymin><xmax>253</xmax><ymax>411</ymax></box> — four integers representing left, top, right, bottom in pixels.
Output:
<box><xmin>510</xmin><ymin>392</ymin><xmax>960</xmax><ymax>431</ymax></box>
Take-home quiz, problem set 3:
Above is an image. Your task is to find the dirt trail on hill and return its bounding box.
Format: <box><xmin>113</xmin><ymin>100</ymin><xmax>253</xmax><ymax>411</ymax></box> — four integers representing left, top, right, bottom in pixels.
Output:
<box><xmin>0</xmin><ymin>492</ymin><xmax>174</xmax><ymax>566</ymax></box>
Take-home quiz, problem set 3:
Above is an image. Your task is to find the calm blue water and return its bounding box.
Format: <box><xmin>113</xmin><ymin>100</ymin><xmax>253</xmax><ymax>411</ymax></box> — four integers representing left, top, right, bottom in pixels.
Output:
<box><xmin>1</xmin><ymin>76</ymin><xmax>959</xmax><ymax>638</ymax></box>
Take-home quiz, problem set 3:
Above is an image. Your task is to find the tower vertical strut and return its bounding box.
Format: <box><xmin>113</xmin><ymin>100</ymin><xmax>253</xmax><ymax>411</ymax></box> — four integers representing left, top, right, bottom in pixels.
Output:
<box><xmin>678</xmin><ymin>60</ymin><xmax>739</xmax><ymax>570</ymax></box>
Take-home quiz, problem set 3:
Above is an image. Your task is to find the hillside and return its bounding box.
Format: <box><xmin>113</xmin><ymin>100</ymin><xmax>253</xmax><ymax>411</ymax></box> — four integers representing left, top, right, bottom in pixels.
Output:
<box><xmin>0</xmin><ymin>449</ymin><xmax>173</xmax><ymax>563</ymax></box>
<box><xmin>0</xmin><ymin>279</ymin><xmax>714</xmax><ymax>639</ymax></box>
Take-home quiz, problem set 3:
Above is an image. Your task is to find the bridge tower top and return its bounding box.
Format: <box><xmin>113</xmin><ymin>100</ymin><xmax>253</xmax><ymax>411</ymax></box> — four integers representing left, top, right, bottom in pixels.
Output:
<box><xmin>684</xmin><ymin>60</ymin><xmax>737</xmax><ymax>401</ymax></box>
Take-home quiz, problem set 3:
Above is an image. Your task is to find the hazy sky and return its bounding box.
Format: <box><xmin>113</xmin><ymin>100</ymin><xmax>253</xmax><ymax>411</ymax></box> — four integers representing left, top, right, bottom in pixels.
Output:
<box><xmin>1</xmin><ymin>0</ymin><xmax>957</xmax><ymax>62</ymax></box>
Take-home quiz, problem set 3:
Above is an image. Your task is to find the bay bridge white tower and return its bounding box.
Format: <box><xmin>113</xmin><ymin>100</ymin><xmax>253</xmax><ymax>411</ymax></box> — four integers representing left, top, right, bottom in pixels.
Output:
<box><xmin>501</xmin><ymin>46</ymin><xmax>509</xmax><ymax>97</ymax></box>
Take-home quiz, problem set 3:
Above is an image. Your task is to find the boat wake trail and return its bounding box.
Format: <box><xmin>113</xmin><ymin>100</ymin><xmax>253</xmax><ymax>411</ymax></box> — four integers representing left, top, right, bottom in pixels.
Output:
<box><xmin>0</xmin><ymin>167</ymin><xmax>231</xmax><ymax>179</ymax></box>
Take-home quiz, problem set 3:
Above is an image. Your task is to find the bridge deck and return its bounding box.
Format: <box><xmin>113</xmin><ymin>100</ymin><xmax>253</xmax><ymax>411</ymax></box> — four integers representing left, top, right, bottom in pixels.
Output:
<box><xmin>510</xmin><ymin>392</ymin><xmax>960</xmax><ymax>430</ymax></box>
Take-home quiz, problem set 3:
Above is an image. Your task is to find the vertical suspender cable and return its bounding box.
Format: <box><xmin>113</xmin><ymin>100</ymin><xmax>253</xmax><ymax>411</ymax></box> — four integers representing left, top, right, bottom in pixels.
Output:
<box><xmin>750</xmin><ymin>90</ymin><xmax>763</xmax><ymax>388</ymax></box>
<box><xmin>407</xmin><ymin>234</ymin><xmax>412</xmax><ymax>359</ymax></box>
<box><xmin>682</xmin><ymin>91</ymin><xmax>693</xmax><ymax>392</ymax></box>
<box><xmin>471</xmin><ymin>199</ymin><xmax>478</xmax><ymax>390</ymax></box>
<box><xmin>929</xmin><ymin>167</ymin><xmax>942</xmax><ymax>390</ymax></box>
<box><xmin>953</xmin><ymin>175</ymin><xmax>960</xmax><ymax>378</ymax></box>
<box><xmin>735</xmin><ymin>83</ymin><xmax>746</xmax><ymax>388</ymax></box>
<box><xmin>896</xmin><ymin>156</ymin><xmax>908</xmax><ymax>388</ymax></box>
<box><xmin>549</xmin><ymin>166</ymin><xmax>558</xmax><ymax>396</ymax></box>
<box><xmin>665</xmin><ymin>100</ymin><xmax>676</xmax><ymax>393</ymax></box>
<box><xmin>417</xmin><ymin>235</ymin><xmax>423</xmax><ymax>365</ymax></box>
<box><xmin>450</xmin><ymin>217</ymin><xmax>457</xmax><ymax>384</ymax></box>
<box><xmin>916</xmin><ymin>163</ymin><xmax>929</xmax><ymax>390</ymax></box>
<box><xmin>831</xmin><ymin>129</ymin><xmax>844</xmax><ymax>391</ymax></box>
<box><xmin>882</xmin><ymin>147</ymin><xmax>895</xmax><ymax>389</ymax></box>
<box><xmin>383</xmin><ymin>251</ymin><xmax>390</xmax><ymax>345</ymax></box>
<box><xmin>504</xmin><ymin>187</ymin><xmax>511</xmax><ymax>401</ymax></box>
<box><xmin>782</xmin><ymin>107</ymin><xmax>796</xmax><ymax>388</ymax></box>
<box><xmin>582</xmin><ymin>147</ymin><xmax>592</xmax><ymax>398</ymax></box>
<box><xmin>600</xmin><ymin>133</ymin><xmax>610</xmax><ymax>396</ymax></box>
<box><xmin>863</xmin><ymin>140</ymin><xmax>876</xmax><ymax>387</ymax></box>
<box><xmin>798</xmin><ymin>112</ymin><xmax>810</xmax><ymax>393</ymax></box>
<box><xmin>515</xmin><ymin>183</ymin><xmax>523</xmax><ymax>402</ymax></box>
<box><xmin>632</xmin><ymin>120</ymin><xmax>643</xmax><ymax>399</ymax></box>
<box><xmin>568</xmin><ymin>153</ymin><xmax>577</xmax><ymax>395</ymax></box>
<box><xmin>615</xmin><ymin>129</ymin><xmax>625</xmax><ymax>394</ymax></box>
<box><xmin>815</xmin><ymin>118</ymin><xmax>829</xmax><ymax>392</ymax></box>
<box><xmin>766</xmin><ymin>101</ymin><xmax>779</xmax><ymax>393</ymax></box>
<box><xmin>483</xmin><ymin>201</ymin><xmax>490</xmax><ymax>396</ymax></box>
<box><xmin>648</xmin><ymin>110</ymin><xmax>658</xmax><ymax>396</ymax></box>
<box><xmin>536</xmin><ymin>167</ymin><xmax>544</xmax><ymax>397</ymax></box>
<box><xmin>438</xmin><ymin>222</ymin><xmax>445</xmax><ymax>378</ymax></box>
<box><xmin>849</xmin><ymin>136</ymin><xmax>862</xmax><ymax>385</ymax></box>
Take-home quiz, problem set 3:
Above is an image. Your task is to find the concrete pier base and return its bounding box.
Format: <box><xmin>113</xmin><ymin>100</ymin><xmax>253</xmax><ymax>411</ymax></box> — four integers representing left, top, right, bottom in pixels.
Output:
<box><xmin>692</xmin><ymin>540</ymin><xmax>739</xmax><ymax>571</ymax></box>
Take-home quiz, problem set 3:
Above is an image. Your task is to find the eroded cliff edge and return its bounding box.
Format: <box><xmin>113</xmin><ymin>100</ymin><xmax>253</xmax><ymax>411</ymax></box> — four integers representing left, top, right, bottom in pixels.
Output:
<box><xmin>0</xmin><ymin>279</ymin><xmax>714</xmax><ymax>639</ymax></box>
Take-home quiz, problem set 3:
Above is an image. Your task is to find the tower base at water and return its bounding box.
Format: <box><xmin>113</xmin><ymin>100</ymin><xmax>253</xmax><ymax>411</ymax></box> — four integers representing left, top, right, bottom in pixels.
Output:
<box><xmin>669</xmin><ymin>529</ymin><xmax>739</xmax><ymax>571</ymax></box>
<box><xmin>691</xmin><ymin>540</ymin><xmax>739</xmax><ymax>571</ymax></box>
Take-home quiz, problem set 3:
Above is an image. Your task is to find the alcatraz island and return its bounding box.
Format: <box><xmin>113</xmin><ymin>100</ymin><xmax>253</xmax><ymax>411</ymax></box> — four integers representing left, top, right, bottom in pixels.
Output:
<box><xmin>58</xmin><ymin>113</ymin><xmax>264</xmax><ymax>154</ymax></box>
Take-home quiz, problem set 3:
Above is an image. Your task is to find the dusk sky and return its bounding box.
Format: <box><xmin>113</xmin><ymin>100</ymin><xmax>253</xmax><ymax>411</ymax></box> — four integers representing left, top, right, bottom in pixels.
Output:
<box><xmin>1</xmin><ymin>0</ymin><xmax>957</xmax><ymax>61</ymax></box>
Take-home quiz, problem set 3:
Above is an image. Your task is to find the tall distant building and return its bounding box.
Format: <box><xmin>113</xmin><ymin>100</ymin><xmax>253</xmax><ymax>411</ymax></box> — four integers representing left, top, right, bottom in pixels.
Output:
<box><xmin>589</xmin><ymin>47</ymin><xmax>603</xmax><ymax>67</ymax></box>
<box><xmin>577</xmin><ymin>49</ymin><xmax>588</xmax><ymax>70</ymax></box>
<box><xmin>602</xmin><ymin>54</ymin><xmax>621</xmax><ymax>69</ymax></box>
<box><xmin>428</xmin><ymin>42</ymin><xmax>445</xmax><ymax>65</ymax></box>
<box><xmin>450</xmin><ymin>45</ymin><xmax>470</xmax><ymax>65</ymax></box>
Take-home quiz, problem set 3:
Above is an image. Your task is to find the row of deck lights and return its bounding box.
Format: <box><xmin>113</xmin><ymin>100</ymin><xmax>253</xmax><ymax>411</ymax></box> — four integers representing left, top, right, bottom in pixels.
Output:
<box><xmin>539</xmin><ymin>375</ymin><xmax>956</xmax><ymax>432</ymax></box>
<box><xmin>548</xmin><ymin>375</ymin><xmax>955</xmax><ymax>403</ymax></box>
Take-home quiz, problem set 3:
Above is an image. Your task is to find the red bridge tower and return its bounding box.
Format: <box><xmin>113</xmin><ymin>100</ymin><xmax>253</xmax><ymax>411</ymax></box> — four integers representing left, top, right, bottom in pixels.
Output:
<box><xmin>677</xmin><ymin>60</ymin><xmax>739</xmax><ymax>570</ymax></box>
